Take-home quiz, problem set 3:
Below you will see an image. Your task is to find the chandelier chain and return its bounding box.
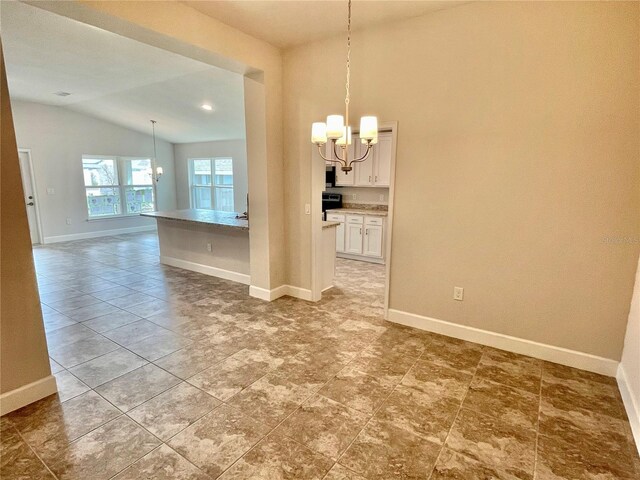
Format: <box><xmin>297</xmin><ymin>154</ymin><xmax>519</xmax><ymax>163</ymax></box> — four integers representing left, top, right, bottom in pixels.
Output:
<box><xmin>345</xmin><ymin>0</ymin><xmax>351</xmax><ymax>110</ymax></box>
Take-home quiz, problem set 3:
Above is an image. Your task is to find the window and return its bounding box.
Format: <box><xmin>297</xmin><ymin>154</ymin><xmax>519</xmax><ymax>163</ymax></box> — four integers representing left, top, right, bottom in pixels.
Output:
<box><xmin>189</xmin><ymin>158</ymin><xmax>234</xmax><ymax>212</ymax></box>
<box><xmin>82</xmin><ymin>155</ymin><xmax>155</xmax><ymax>219</ymax></box>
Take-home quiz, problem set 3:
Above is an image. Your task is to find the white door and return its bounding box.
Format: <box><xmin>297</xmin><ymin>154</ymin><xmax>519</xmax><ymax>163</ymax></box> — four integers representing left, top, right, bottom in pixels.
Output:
<box><xmin>335</xmin><ymin>222</ymin><xmax>345</xmax><ymax>253</ymax></box>
<box><xmin>373</xmin><ymin>133</ymin><xmax>393</xmax><ymax>187</ymax></box>
<box><xmin>18</xmin><ymin>151</ymin><xmax>41</xmax><ymax>245</ymax></box>
<box><xmin>345</xmin><ymin>223</ymin><xmax>363</xmax><ymax>254</ymax></box>
<box><xmin>363</xmin><ymin>225</ymin><xmax>384</xmax><ymax>257</ymax></box>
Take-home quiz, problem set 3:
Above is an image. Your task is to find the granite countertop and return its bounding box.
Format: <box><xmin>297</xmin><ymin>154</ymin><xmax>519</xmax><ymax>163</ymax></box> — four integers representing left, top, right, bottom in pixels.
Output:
<box><xmin>326</xmin><ymin>208</ymin><xmax>388</xmax><ymax>217</ymax></box>
<box><xmin>141</xmin><ymin>209</ymin><xmax>249</xmax><ymax>230</ymax></box>
<box><xmin>322</xmin><ymin>221</ymin><xmax>341</xmax><ymax>229</ymax></box>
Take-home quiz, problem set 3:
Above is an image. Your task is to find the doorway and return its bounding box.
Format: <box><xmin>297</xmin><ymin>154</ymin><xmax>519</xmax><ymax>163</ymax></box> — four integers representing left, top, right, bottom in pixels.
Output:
<box><xmin>311</xmin><ymin>121</ymin><xmax>398</xmax><ymax>318</ymax></box>
<box><xmin>18</xmin><ymin>149</ymin><xmax>42</xmax><ymax>245</ymax></box>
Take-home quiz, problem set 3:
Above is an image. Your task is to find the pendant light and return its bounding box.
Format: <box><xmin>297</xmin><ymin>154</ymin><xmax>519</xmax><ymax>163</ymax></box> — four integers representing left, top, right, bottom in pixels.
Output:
<box><xmin>310</xmin><ymin>0</ymin><xmax>378</xmax><ymax>173</ymax></box>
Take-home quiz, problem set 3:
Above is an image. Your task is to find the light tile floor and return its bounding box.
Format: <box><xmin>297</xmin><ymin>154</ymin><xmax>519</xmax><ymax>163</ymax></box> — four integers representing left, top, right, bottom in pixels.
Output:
<box><xmin>2</xmin><ymin>232</ymin><xmax>639</xmax><ymax>479</ymax></box>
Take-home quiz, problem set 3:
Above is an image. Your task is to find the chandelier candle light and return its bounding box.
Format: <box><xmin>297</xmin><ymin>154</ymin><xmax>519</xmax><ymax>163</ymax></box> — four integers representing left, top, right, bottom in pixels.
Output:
<box><xmin>311</xmin><ymin>0</ymin><xmax>378</xmax><ymax>173</ymax></box>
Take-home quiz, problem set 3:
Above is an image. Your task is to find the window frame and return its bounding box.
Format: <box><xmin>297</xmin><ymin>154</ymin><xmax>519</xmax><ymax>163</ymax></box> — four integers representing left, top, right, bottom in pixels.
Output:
<box><xmin>82</xmin><ymin>155</ymin><xmax>157</xmax><ymax>220</ymax></box>
<box><xmin>188</xmin><ymin>157</ymin><xmax>234</xmax><ymax>212</ymax></box>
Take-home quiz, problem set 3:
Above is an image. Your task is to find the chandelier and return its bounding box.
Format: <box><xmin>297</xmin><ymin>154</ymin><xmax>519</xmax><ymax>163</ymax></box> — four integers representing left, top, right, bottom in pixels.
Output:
<box><xmin>311</xmin><ymin>0</ymin><xmax>378</xmax><ymax>174</ymax></box>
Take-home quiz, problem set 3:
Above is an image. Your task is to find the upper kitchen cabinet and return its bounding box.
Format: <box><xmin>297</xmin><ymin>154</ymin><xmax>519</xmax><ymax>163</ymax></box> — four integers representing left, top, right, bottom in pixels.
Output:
<box><xmin>354</xmin><ymin>131</ymin><xmax>393</xmax><ymax>187</ymax></box>
<box><xmin>332</xmin><ymin>129</ymin><xmax>394</xmax><ymax>187</ymax></box>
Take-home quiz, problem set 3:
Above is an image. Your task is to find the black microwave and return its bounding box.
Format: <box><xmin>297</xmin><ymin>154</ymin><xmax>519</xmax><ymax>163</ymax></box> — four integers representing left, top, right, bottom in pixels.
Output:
<box><xmin>325</xmin><ymin>166</ymin><xmax>336</xmax><ymax>188</ymax></box>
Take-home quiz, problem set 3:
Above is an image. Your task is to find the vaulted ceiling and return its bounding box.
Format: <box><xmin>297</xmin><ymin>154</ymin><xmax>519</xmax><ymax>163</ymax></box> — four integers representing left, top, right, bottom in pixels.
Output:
<box><xmin>183</xmin><ymin>0</ymin><xmax>466</xmax><ymax>49</ymax></box>
<box><xmin>1</xmin><ymin>1</ymin><xmax>246</xmax><ymax>143</ymax></box>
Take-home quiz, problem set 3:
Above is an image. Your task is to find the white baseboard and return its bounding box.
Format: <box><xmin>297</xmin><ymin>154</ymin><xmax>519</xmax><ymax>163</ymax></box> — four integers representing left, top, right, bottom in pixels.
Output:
<box><xmin>0</xmin><ymin>375</ymin><xmax>58</xmax><ymax>415</ymax></box>
<box><xmin>617</xmin><ymin>364</ymin><xmax>640</xmax><ymax>455</ymax></box>
<box><xmin>160</xmin><ymin>256</ymin><xmax>250</xmax><ymax>285</ymax></box>
<box><xmin>249</xmin><ymin>284</ymin><xmax>313</xmax><ymax>302</ymax></box>
<box><xmin>249</xmin><ymin>285</ymin><xmax>288</xmax><ymax>301</ymax></box>
<box><xmin>43</xmin><ymin>225</ymin><xmax>156</xmax><ymax>244</ymax></box>
<box><xmin>285</xmin><ymin>285</ymin><xmax>313</xmax><ymax>301</ymax></box>
<box><xmin>388</xmin><ymin>309</ymin><xmax>619</xmax><ymax>377</ymax></box>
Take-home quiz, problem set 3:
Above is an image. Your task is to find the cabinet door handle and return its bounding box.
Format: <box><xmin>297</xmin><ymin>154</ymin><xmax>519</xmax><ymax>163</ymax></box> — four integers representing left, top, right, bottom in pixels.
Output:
<box><xmin>375</xmin><ymin>176</ymin><xmax>378</xmax><ymax>182</ymax></box>
<box><xmin>365</xmin><ymin>228</ymin><xmax>368</xmax><ymax>235</ymax></box>
<box><xmin>368</xmin><ymin>175</ymin><xmax>371</xmax><ymax>183</ymax></box>
<box><xmin>360</xmin><ymin>228</ymin><xmax>362</xmax><ymax>235</ymax></box>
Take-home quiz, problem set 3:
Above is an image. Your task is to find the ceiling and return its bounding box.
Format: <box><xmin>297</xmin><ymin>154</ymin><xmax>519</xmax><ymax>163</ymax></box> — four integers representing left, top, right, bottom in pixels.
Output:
<box><xmin>183</xmin><ymin>0</ymin><xmax>466</xmax><ymax>49</ymax></box>
<box><xmin>1</xmin><ymin>1</ymin><xmax>246</xmax><ymax>143</ymax></box>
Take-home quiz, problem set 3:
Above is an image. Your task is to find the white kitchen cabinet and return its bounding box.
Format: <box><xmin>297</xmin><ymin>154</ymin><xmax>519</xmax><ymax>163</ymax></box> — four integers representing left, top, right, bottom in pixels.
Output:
<box><xmin>328</xmin><ymin>212</ymin><xmax>386</xmax><ymax>264</ymax></box>
<box><xmin>326</xmin><ymin>213</ymin><xmax>346</xmax><ymax>253</ymax></box>
<box><xmin>353</xmin><ymin>131</ymin><xmax>393</xmax><ymax>187</ymax></box>
<box><xmin>345</xmin><ymin>215</ymin><xmax>364</xmax><ymax>254</ymax></box>
<box><xmin>363</xmin><ymin>224</ymin><xmax>384</xmax><ymax>257</ymax></box>
<box><xmin>373</xmin><ymin>133</ymin><xmax>393</xmax><ymax>187</ymax></box>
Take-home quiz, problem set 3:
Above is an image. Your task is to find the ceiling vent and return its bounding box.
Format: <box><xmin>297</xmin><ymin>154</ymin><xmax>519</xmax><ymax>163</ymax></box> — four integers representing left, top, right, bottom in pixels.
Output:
<box><xmin>53</xmin><ymin>91</ymin><xmax>72</xmax><ymax>97</ymax></box>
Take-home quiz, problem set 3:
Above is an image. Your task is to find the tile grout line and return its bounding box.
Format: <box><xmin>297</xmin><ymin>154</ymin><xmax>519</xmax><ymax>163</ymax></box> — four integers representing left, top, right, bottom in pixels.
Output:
<box><xmin>204</xmin><ymin>320</ymin><xmax>389</xmax><ymax>479</ymax></box>
<box><xmin>10</xmin><ymin>422</ymin><xmax>61</xmax><ymax>480</ymax></box>
<box><xmin>329</xmin><ymin>341</ymin><xmax>426</xmax><ymax>476</ymax></box>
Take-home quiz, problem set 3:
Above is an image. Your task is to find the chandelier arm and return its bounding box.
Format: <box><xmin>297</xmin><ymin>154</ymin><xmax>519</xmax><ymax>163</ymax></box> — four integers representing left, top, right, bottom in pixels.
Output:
<box><xmin>317</xmin><ymin>143</ymin><xmax>346</xmax><ymax>166</ymax></box>
<box><xmin>347</xmin><ymin>143</ymin><xmax>373</xmax><ymax>166</ymax></box>
<box><xmin>333</xmin><ymin>142</ymin><xmax>347</xmax><ymax>164</ymax></box>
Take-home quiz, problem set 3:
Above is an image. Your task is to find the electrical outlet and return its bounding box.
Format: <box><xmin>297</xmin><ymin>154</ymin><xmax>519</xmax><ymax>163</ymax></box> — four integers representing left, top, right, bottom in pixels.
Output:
<box><xmin>65</xmin><ymin>217</ymin><xmax>71</xmax><ymax>225</ymax></box>
<box><xmin>206</xmin><ymin>242</ymin><xmax>212</xmax><ymax>252</ymax></box>
<box><xmin>304</xmin><ymin>203</ymin><xmax>311</xmax><ymax>215</ymax></box>
<box><xmin>453</xmin><ymin>287</ymin><xmax>464</xmax><ymax>301</ymax></box>
<box><xmin>352</xmin><ymin>194</ymin><xmax>357</xmax><ymax>200</ymax></box>
<box><xmin>47</xmin><ymin>187</ymin><xmax>55</xmax><ymax>195</ymax></box>
<box><xmin>379</xmin><ymin>194</ymin><xmax>384</xmax><ymax>201</ymax></box>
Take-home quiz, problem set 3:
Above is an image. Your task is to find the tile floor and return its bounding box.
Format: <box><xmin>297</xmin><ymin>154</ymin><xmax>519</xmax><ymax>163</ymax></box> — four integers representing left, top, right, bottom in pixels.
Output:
<box><xmin>2</xmin><ymin>232</ymin><xmax>639</xmax><ymax>479</ymax></box>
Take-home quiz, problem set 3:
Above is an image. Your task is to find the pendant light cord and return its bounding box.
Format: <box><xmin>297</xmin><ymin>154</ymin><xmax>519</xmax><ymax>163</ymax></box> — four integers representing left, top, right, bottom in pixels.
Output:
<box><xmin>151</xmin><ymin>120</ymin><xmax>158</xmax><ymax>161</ymax></box>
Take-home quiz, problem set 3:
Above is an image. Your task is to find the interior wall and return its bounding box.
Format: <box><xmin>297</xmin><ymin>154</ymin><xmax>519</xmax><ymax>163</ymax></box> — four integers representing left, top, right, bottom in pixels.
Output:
<box><xmin>173</xmin><ymin>139</ymin><xmax>248</xmax><ymax>212</ymax></box>
<box><xmin>620</xmin><ymin>257</ymin><xmax>640</xmax><ymax>447</ymax></box>
<box><xmin>283</xmin><ymin>1</ymin><xmax>640</xmax><ymax>360</ymax></box>
<box><xmin>11</xmin><ymin>100</ymin><xmax>177</xmax><ymax>241</ymax></box>
<box><xmin>0</xmin><ymin>47</ymin><xmax>52</xmax><ymax>396</ymax></box>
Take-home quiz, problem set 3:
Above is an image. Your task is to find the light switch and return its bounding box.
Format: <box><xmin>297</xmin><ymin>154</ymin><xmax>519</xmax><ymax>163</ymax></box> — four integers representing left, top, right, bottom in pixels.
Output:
<box><xmin>304</xmin><ymin>203</ymin><xmax>311</xmax><ymax>215</ymax></box>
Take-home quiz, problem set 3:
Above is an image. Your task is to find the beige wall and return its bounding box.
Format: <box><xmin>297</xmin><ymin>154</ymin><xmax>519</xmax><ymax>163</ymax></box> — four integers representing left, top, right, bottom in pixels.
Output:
<box><xmin>0</xmin><ymin>46</ymin><xmax>51</xmax><ymax>394</ymax></box>
<box><xmin>12</xmin><ymin>100</ymin><xmax>177</xmax><ymax>241</ymax></box>
<box><xmin>283</xmin><ymin>1</ymin><xmax>640</xmax><ymax>359</ymax></box>
<box><xmin>33</xmin><ymin>0</ymin><xmax>286</xmax><ymax>290</ymax></box>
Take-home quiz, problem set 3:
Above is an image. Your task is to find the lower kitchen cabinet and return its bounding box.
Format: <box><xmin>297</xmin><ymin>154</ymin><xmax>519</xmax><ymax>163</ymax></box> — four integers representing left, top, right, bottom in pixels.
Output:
<box><xmin>326</xmin><ymin>212</ymin><xmax>386</xmax><ymax>264</ymax></box>
<box><xmin>363</xmin><ymin>224</ymin><xmax>383</xmax><ymax>257</ymax></box>
<box><xmin>345</xmin><ymin>222</ymin><xmax>364</xmax><ymax>254</ymax></box>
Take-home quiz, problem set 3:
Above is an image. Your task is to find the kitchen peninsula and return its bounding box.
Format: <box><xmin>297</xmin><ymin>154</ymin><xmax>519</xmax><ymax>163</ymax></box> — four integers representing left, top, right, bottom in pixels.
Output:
<box><xmin>141</xmin><ymin>209</ymin><xmax>250</xmax><ymax>285</ymax></box>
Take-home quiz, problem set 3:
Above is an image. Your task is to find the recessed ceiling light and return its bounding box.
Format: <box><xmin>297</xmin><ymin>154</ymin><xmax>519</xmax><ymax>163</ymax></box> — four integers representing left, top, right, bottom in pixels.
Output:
<box><xmin>54</xmin><ymin>91</ymin><xmax>72</xmax><ymax>97</ymax></box>
<box><xmin>201</xmin><ymin>104</ymin><xmax>213</xmax><ymax>111</ymax></box>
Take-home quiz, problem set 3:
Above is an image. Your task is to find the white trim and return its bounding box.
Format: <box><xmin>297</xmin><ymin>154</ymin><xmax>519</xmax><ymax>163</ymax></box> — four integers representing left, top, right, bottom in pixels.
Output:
<box><xmin>249</xmin><ymin>285</ymin><xmax>288</xmax><ymax>301</ymax></box>
<box><xmin>43</xmin><ymin>224</ymin><xmax>156</xmax><ymax>244</ymax></box>
<box><xmin>249</xmin><ymin>284</ymin><xmax>313</xmax><ymax>302</ymax></box>
<box><xmin>0</xmin><ymin>375</ymin><xmax>58</xmax><ymax>416</ymax></box>
<box><xmin>617</xmin><ymin>364</ymin><xmax>640</xmax><ymax>455</ymax></box>
<box><xmin>160</xmin><ymin>256</ymin><xmax>250</xmax><ymax>285</ymax></box>
<box><xmin>286</xmin><ymin>285</ymin><xmax>314</xmax><ymax>301</ymax></box>
<box><xmin>388</xmin><ymin>309</ymin><xmax>619</xmax><ymax>377</ymax></box>
<box><xmin>383</xmin><ymin>121</ymin><xmax>399</xmax><ymax>318</ymax></box>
